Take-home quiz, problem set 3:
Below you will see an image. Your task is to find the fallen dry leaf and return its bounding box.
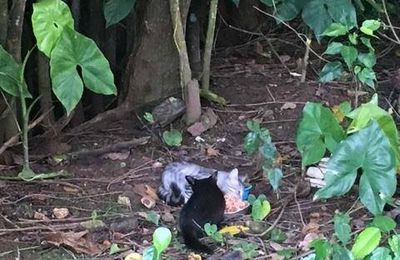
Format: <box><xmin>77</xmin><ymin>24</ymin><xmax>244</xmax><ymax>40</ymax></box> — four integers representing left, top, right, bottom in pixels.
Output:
<box><xmin>219</xmin><ymin>225</ymin><xmax>249</xmax><ymax>236</ymax></box>
<box><xmin>145</xmin><ymin>185</ymin><xmax>159</xmax><ymax>201</ymax></box>
<box><xmin>302</xmin><ymin>222</ymin><xmax>320</xmax><ymax>234</ymax></box>
<box><xmin>34</xmin><ymin>211</ymin><xmax>49</xmax><ymax>221</ymax></box>
<box><xmin>269</xmin><ymin>241</ymin><xmax>284</xmax><ymax>251</ymax></box>
<box><xmin>206</xmin><ymin>147</ymin><xmax>219</xmax><ymax>157</ymax></box>
<box><xmin>53</xmin><ymin>208</ymin><xmax>69</xmax><ymax>219</ymax></box>
<box><xmin>281</xmin><ymin>102</ymin><xmax>297</xmax><ymax>110</ymax></box>
<box><xmin>298</xmin><ymin>232</ymin><xmax>323</xmax><ymax>251</ymax></box>
<box><xmin>117</xmin><ymin>195</ymin><xmax>132</xmax><ymax>208</ymax></box>
<box><xmin>188</xmin><ymin>252</ymin><xmax>202</xmax><ymax>260</ymax></box>
<box><xmin>63</xmin><ymin>186</ymin><xmax>79</xmax><ymax>193</ymax></box>
<box><xmin>102</xmin><ymin>152</ymin><xmax>130</xmax><ymax>161</ymax></box>
<box><xmin>45</xmin><ymin>230</ymin><xmax>108</xmax><ymax>256</ymax></box>
<box><xmin>125</xmin><ymin>252</ymin><xmax>143</xmax><ymax>260</ymax></box>
<box><xmin>141</xmin><ymin>196</ymin><xmax>156</xmax><ymax>209</ymax></box>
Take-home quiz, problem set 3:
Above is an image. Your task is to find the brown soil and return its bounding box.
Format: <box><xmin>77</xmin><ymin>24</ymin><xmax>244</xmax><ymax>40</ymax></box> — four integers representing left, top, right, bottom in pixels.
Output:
<box><xmin>0</xmin><ymin>44</ymin><xmax>398</xmax><ymax>260</ymax></box>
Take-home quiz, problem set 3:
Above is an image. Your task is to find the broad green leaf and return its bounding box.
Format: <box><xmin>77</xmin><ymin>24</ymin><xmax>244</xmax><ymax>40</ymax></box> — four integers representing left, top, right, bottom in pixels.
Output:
<box><xmin>50</xmin><ymin>27</ymin><xmax>117</xmax><ymax>114</ymax></box>
<box><xmin>32</xmin><ymin>0</ymin><xmax>74</xmax><ymax>57</ymax></box>
<box><xmin>267</xmin><ymin>168</ymin><xmax>283</xmax><ymax>191</ymax></box>
<box><xmin>260</xmin><ymin>143</ymin><xmax>277</xmax><ymax>160</ymax></box>
<box><xmin>334</xmin><ymin>213</ymin><xmax>351</xmax><ymax>245</ymax></box>
<box><xmin>311</xmin><ymin>239</ymin><xmax>331</xmax><ymax>260</ymax></box>
<box><xmin>339</xmin><ymin>101</ymin><xmax>352</xmax><ymax>115</ymax></box>
<box><xmin>231</xmin><ymin>0</ymin><xmax>240</xmax><ymax>7</ymax></box>
<box><xmin>246</xmin><ymin>120</ymin><xmax>261</xmax><ymax>132</ymax></box>
<box><xmin>346</xmin><ymin>99</ymin><xmax>400</xmax><ymax>167</ymax></box>
<box><xmin>358</xmin><ymin>52</ymin><xmax>376</xmax><ymax>68</ymax></box>
<box><xmin>296</xmin><ymin>102</ymin><xmax>345</xmax><ymax>167</ymax></box>
<box><xmin>248</xmin><ymin>194</ymin><xmax>256</xmax><ymax>205</ymax></box>
<box><xmin>348</xmin><ymin>32</ymin><xmax>358</xmax><ymax>45</ymax></box>
<box><xmin>351</xmin><ymin>227</ymin><xmax>381</xmax><ymax>259</ymax></box>
<box><xmin>323</xmin><ymin>23</ymin><xmax>348</xmax><ymax>37</ymax></box>
<box><xmin>302</xmin><ymin>0</ymin><xmax>356</xmax><ymax>39</ymax></box>
<box><xmin>372</xmin><ymin>215</ymin><xmax>396</xmax><ymax>232</ymax></box>
<box><xmin>389</xmin><ymin>235</ymin><xmax>400</xmax><ymax>257</ymax></box>
<box><xmin>361</xmin><ymin>37</ymin><xmax>374</xmax><ymax>50</ymax></box>
<box><xmin>142</xmin><ymin>246</ymin><xmax>155</xmax><ymax>260</ymax></box>
<box><xmin>332</xmin><ymin>244</ymin><xmax>354</xmax><ymax>260</ymax></box>
<box><xmin>109</xmin><ymin>243</ymin><xmax>121</xmax><ymax>255</ymax></box>
<box><xmin>204</xmin><ymin>223</ymin><xmax>218</xmax><ymax>235</ymax></box>
<box><xmin>104</xmin><ymin>0</ymin><xmax>136</xmax><ymax>28</ymax></box>
<box><xmin>0</xmin><ymin>45</ymin><xmax>31</xmax><ymax>97</ymax></box>
<box><xmin>244</xmin><ymin>132</ymin><xmax>260</xmax><ymax>155</ymax></box>
<box><xmin>340</xmin><ymin>46</ymin><xmax>358</xmax><ymax>69</ymax></box>
<box><xmin>153</xmin><ymin>227</ymin><xmax>172</xmax><ymax>258</ymax></box>
<box><xmin>357</xmin><ymin>67</ymin><xmax>376</xmax><ymax>89</ymax></box>
<box><xmin>370</xmin><ymin>247</ymin><xmax>392</xmax><ymax>260</ymax></box>
<box><xmin>162</xmin><ymin>129</ymin><xmax>182</xmax><ymax>147</ymax></box>
<box><xmin>315</xmin><ymin>121</ymin><xmax>396</xmax><ymax>215</ymax></box>
<box><xmin>319</xmin><ymin>61</ymin><xmax>344</xmax><ymax>82</ymax></box>
<box><xmin>302</xmin><ymin>0</ymin><xmax>333</xmax><ymax>39</ymax></box>
<box><xmin>146</xmin><ymin>211</ymin><xmax>160</xmax><ymax>225</ymax></box>
<box><xmin>360</xmin><ymin>20</ymin><xmax>381</xmax><ymax>36</ymax></box>
<box><xmin>251</xmin><ymin>199</ymin><xmax>271</xmax><ymax>221</ymax></box>
<box><xmin>326</xmin><ymin>0</ymin><xmax>357</xmax><ymax>29</ymax></box>
<box><xmin>259</xmin><ymin>0</ymin><xmax>274</xmax><ymax>7</ymax></box>
<box><xmin>323</xmin><ymin>42</ymin><xmax>343</xmax><ymax>55</ymax></box>
<box><xmin>275</xmin><ymin>0</ymin><xmax>303</xmax><ymax>22</ymax></box>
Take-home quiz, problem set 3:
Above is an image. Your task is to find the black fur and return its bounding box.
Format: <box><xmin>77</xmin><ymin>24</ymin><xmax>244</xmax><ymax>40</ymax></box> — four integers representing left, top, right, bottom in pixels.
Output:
<box><xmin>179</xmin><ymin>172</ymin><xmax>225</xmax><ymax>254</ymax></box>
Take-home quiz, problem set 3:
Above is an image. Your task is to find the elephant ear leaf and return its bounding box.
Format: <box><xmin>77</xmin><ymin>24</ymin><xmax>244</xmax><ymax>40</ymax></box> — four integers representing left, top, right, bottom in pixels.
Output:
<box><xmin>50</xmin><ymin>27</ymin><xmax>117</xmax><ymax>114</ymax></box>
<box><xmin>315</xmin><ymin>121</ymin><xmax>396</xmax><ymax>215</ymax></box>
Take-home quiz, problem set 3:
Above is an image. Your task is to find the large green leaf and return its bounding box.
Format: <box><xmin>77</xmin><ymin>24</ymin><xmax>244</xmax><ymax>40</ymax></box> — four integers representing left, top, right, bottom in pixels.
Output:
<box><xmin>296</xmin><ymin>102</ymin><xmax>345</xmax><ymax>168</ymax></box>
<box><xmin>0</xmin><ymin>45</ymin><xmax>31</xmax><ymax>98</ymax></box>
<box><xmin>347</xmin><ymin>101</ymin><xmax>400</xmax><ymax>166</ymax></box>
<box><xmin>275</xmin><ymin>0</ymin><xmax>304</xmax><ymax>21</ymax></box>
<box><xmin>314</xmin><ymin>121</ymin><xmax>396</xmax><ymax>215</ymax></box>
<box><xmin>104</xmin><ymin>0</ymin><xmax>136</xmax><ymax>28</ymax></box>
<box><xmin>32</xmin><ymin>0</ymin><xmax>74</xmax><ymax>57</ymax></box>
<box><xmin>357</xmin><ymin>67</ymin><xmax>376</xmax><ymax>89</ymax></box>
<box><xmin>358</xmin><ymin>52</ymin><xmax>376</xmax><ymax>68</ymax></box>
<box><xmin>302</xmin><ymin>0</ymin><xmax>356</xmax><ymax>39</ymax></box>
<box><xmin>351</xmin><ymin>227</ymin><xmax>381</xmax><ymax>259</ymax></box>
<box><xmin>323</xmin><ymin>42</ymin><xmax>343</xmax><ymax>55</ymax></box>
<box><xmin>50</xmin><ymin>27</ymin><xmax>117</xmax><ymax>114</ymax></box>
<box><xmin>322</xmin><ymin>23</ymin><xmax>348</xmax><ymax>37</ymax></box>
<box><xmin>319</xmin><ymin>61</ymin><xmax>344</xmax><ymax>82</ymax></box>
<box><xmin>340</xmin><ymin>46</ymin><xmax>358</xmax><ymax>69</ymax></box>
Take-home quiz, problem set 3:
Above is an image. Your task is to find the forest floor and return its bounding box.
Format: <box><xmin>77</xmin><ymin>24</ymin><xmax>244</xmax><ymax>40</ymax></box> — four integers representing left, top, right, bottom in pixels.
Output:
<box><xmin>0</xmin><ymin>44</ymin><xmax>399</xmax><ymax>260</ymax></box>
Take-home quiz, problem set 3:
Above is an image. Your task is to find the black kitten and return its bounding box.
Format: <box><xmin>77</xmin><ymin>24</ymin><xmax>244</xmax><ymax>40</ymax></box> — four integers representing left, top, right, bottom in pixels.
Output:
<box><xmin>179</xmin><ymin>172</ymin><xmax>225</xmax><ymax>254</ymax></box>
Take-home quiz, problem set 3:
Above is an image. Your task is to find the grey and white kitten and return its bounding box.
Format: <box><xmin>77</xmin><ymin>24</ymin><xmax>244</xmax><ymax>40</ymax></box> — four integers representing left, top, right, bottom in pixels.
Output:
<box><xmin>158</xmin><ymin>161</ymin><xmax>245</xmax><ymax>206</ymax></box>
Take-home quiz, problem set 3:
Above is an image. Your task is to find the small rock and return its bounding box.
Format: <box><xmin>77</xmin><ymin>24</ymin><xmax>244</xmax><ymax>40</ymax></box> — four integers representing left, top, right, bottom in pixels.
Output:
<box><xmin>161</xmin><ymin>212</ymin><xmax>175</xmax><ymax>223</ymax></box>
<box><xmin>152</xmin><ymin>97</ymin><xmax>185</xmax><ymax>127</ymax></box>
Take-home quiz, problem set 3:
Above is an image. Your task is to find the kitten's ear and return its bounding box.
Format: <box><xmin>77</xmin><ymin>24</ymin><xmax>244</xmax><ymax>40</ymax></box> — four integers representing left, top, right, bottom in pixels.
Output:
<box><xmin>186</xmin><ymin>176</ymin><xmax>196</xmax><ymax>186</ymax></box>
<box><xmin>230</xmin><ymin>168</ymin><xmax>239</xmax><ymax>178</ymax></box>
<box><xmin>210</xmin><ymin>171</ymin><xmax>218</xmax><ymax>181</ymax></box>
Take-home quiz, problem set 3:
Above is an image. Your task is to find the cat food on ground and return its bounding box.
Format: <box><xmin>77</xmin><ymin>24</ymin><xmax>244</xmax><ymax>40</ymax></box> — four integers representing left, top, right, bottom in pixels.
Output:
<box><xmin>224</xmin><ymin>193</ymin><xmax>247</xmax><ymax>213</ymax></box>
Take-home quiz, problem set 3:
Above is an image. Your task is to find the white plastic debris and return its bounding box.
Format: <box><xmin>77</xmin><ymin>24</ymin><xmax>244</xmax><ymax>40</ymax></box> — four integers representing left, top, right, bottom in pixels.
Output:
<box><xmin>305</xmin><ymin>157</ymin><xmax>329</xmax><ymax>188</ymax></box>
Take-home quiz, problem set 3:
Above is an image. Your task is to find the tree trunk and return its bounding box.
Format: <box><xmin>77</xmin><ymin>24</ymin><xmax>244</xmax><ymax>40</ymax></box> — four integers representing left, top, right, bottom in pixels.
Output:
<box><xmin>0</xmin><ymin>0</ymin><xmax>7</xmax><ymax>45</ymax></box>
<box><xmin>37</xmin><ymin>51</ymin><xmax>55</xmax><ymax>129</ymax></box>
<box><xmin>122</xmin><ymin>0</ymin><xmax>192</xmax><ymax>107</ymax></box>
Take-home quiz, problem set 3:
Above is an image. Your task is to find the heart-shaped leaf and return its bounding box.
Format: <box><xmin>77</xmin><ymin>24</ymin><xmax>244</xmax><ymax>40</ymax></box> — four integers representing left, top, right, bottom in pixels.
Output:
<box><xmin>370</xmin><ymin>247</ymin><xmax>392</xmax><ymax>260</ymax></box>
<box><xmin>251</xmin><ymin>198</ymin><xmax>271</xmax><ymax>221</ymax></box>
<box><xmin>162</xmin><ymin>129</ymin><xmax>182</xmax><ymax>147</ymax></box>
<box><xmin>32</xmin><ymin>0</ymin><xmax>74</xmax><ymax>57</ymax></box>
<box><xmin>358</xmin><ymin>52</ymin><xmax>376</xmax><ymax>68</ymax></box>
<box><xmin>104</xmin><ymin>0</ymin><xmax>136</xmax><ymax>28</ymax></box>
<box><xmin>244</xmin><ymin>132</ymin><xmax>260</xmax><ymax>155</ymax></box>
<box><xmin>323</xmin><ymin>42</ymin><xmax>343</xmax><ymax>55</ymax></box>
<box><xmin>267</xmin><ymin>168</ymin><xmax>283</xmax><ymax>191</ymax></box>
<box><xmin>340</xmin><ymin>45</ymin><xmax>358</xmax><ymax>69</ymax></box>
<box><xmin>296</xmin><ymin>102</ymin><xmax>345</xmax><ymax>167</ymax></box>
<box><xmin>323</xmin><ymin>23</ymin><xmax>348</xmax><ymax>37</ymax></box>
<box><xmin>351</xmin><ymin>227</ymin><xmax>381</xmax><ymax>259</ymax></box>
<box><xmin>372</xmin><ymin>215</ymin><xmax>396</xmax><ymax>232</ymax></box>
<box><xmin>314</xmin><ymin>121</ymin><xmax>396</xmax><ymax>215</ymax></box>
<box><xmin>50</xmin><ymin>27</ymin><xmax>117</xmax><ymax>114</ymax></box>
<box><xmin>360</xmin><ymin>19</ymin><xmax>381</xmax><ymax>36</ymax></box>
<box><xmin>334</xmin><ymin>213</ymin><xmax>351</xmax><ymax>245</ymax></box>
<box><xmin>0</xmin><ymin>45</ymin><xmax>31</xmax><ymax>97</ymax></box>
<box><xmin>389</xmin><ymin>234</ymin><xmax>400</xmax><ymax>257</ymax></box>
<box><xmin>319</xmin><ymin>61</ymin><xmax>344</xmax><ymax>82</ymax></box>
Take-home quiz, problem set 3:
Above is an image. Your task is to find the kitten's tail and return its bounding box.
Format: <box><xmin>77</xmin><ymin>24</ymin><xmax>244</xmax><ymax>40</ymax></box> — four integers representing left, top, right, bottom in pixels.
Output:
<box><xmin>157</xmin><ymin>182</ymin><xmax>184</xmax><ymax>206</ymax></box>
<box><xmin>182</xmin><ymin>230</ymin><xmax>213</xmax><ymax>254</ymax></box>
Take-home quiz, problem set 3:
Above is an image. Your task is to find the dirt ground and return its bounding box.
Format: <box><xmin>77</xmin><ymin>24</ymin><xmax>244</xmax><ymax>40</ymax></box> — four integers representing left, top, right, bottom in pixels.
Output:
<box><xmin>1</xmin><ymin>43</ymin><xmax>399</xmax><ymax>259</ymax></box>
